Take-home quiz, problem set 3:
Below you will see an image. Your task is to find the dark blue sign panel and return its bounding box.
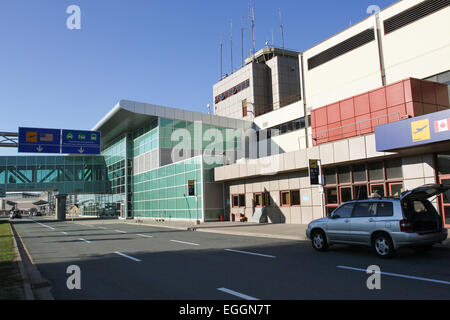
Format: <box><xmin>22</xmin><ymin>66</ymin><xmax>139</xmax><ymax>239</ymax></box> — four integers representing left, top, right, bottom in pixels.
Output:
<box><xmin>375</xmin><ymin>109</ymin><xmax>450</xmax><ymax>152</ymax></box>
<box><xmin>61</xmin><ymin>130</ymin><xmax>101</xmax><ymax>155</ymax></box>
<box><xmin>18</xmin><ymin>127</ymin><xmax>61</xmax><ymax>154</ymax></box>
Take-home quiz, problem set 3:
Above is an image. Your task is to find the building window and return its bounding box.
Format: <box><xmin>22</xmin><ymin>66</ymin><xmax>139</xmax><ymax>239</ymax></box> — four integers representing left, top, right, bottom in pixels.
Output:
<box><xmin>281</xmin><ymin>191</ymin><xmax>290</xmax><ymax>207</ymax></box>
<box><xmin>324</xmin><ymin>160</ymin><xmax>404</xmax><ymax>213</ymax></box>
<box><xmin>368</xmin><ymin>162</ymin><xmax>384</xmax><ymax>181</ymax></box>
<box><xmin>254</xmin><ymin>193</ymin><xmax>263</xmax><ymax>207</ymax></box>
<box><xmin>254</xmin><ymin>192</ymin><xmax>270</xmax><ymax>207</ymax></box>
<box><xmin>340</xmin><ymin>186</ymin><xmax>352</xmax><ymax>203</ymax></box>
<box><xmin>232</xmin><ymin>194</ymin><xmax>246</xmax><ymax>208</ymax></box>
<box><xmin>326</xmin><ymin>188</ymin><xmax>339</xmax><ymax>205</ymax></box>
<box><xmin>370</xmin><ymin>184</ymin><xmax>385</xmax><ymax>197</ymax></box>
<box><xmin>291</xmin><ymin>190</ymin><xmax>301</xmax><ymax>206</ymax></box>
<box><xmin>232</xmin><ymin>195</ymin><xmax>239</xmax><ymax>208</ymax></box>
<box><xmin>242</xmin><ymin>100</ymin><xmax>248</xmax><ymax>117</ymax></box>
<box><xmin>388</xmin><ymin>183</ymin><xmax>404</xmax><ymax>197</ymax></box>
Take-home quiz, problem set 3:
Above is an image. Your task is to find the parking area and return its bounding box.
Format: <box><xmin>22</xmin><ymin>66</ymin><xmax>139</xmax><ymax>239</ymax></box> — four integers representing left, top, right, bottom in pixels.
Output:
<box><xmin>11</xmin><ymin>217</ymin><xmax>450</xmax><ymax>300</ymax></box>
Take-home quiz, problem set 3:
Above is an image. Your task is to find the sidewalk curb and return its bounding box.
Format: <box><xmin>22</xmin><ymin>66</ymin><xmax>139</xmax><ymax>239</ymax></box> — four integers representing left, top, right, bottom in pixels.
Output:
<box><xmin>10</xmin><ymin>223</ymin><xmax>54</xmax><ymax>300</ymax></box>
<box><xmin>195</xmin><ymin>228</ymin><xmax>307</xmax><ymax>241</ymax></box>
<box><xmin>124</xmin><ymin>220</ymin><xmax>307</xmax><ymax>241</ymax></box>
<box><xmin>9</xmin><ymin>223</ymin><xmax>34</xmax><ymax>300</ymax></box>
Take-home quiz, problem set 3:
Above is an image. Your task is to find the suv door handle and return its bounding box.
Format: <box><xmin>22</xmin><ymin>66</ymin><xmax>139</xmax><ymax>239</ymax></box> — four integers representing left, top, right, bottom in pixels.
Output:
<box><xmin>344</xmin><ymin>219</ymin><xmax>350</xmax><ymax>223</ymax></box>
<box><xmin>368</xmin><ymin>218</ymin><xmax>375</xmax><ymax>222</ymax></box>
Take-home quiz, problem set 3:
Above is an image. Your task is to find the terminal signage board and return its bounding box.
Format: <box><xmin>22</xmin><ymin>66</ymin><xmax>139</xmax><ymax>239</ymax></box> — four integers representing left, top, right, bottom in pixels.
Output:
<box><xmin>375</xmin><ymin>109</ymin><xmax>450</xmax><ymax>152</ymax></box>
<box><xmin>18</xmin><ymin>127</ymin><xmax>61</xmax><ymax>154</ymax></box>
<box><xmin>309</xmin><ymin>159</ymin><xmax>322</xmax><ymax>186</ymax></box>
<box><xmin>61</xmin><ymin>130</ymin><xmax>101</xmax><ymax>155</ymax></box>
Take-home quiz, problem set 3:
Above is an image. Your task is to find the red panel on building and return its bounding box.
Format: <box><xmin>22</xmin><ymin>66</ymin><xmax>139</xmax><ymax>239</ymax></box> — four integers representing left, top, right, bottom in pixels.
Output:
<box><xmin>311</xmin><ymin>78</ymin><xmax>450</xmax><ymax>146</ymax></box>
<box><xmin>340</xmin><ymin>98</ymin><xmax>354</xmax><ymax>120</ymax></box>
<box><xmin>369</xmin><ymin>88</ymin><xmax>387</xmax><ymax>112</ymax></box>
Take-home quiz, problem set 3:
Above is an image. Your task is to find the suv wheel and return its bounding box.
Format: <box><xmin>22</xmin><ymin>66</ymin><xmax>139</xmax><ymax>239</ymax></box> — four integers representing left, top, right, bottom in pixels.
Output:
<box><xmin>311</xmin><ymin>230</ymin><xmax>328</xmax><ymax>252</ymax></box>
<box><xmin>372</xmin><ymin>233</ymin><xmax>395</xmax><ymax>258</ymax></box>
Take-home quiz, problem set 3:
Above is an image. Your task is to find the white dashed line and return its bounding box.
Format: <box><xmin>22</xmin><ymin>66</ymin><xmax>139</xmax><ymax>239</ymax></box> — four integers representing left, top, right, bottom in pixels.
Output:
<box><xmin>137</xmin><ymin>234</ymin><xmax>153</xmax><ymax>238</ymax></box>
<box><xmin>115</xmin><ymin>230</ymin><xmax>127</xmax><ymax>234</ymax></box>
<box><xmin>224</xmin><ymin>249</ymin><xmax>276</xmax><ymax>259</ymax></box>
<box><xmin>217</xmin><ymin>288</ymin><xmax>259</xmax><ymax>300</ymax></box>
<box><xmin>114</xmin><ymin>251</ymin><xmax>141</xmax><ymax>262</ymax></box>
<box><xmin>170</xmin><ymin>240</ymin><xmax>199</xmax><ymax>246</ymax></box>
<box><xmin>79</xmin><ymin>238</ymin><xmax>92</xmax><ymax>244</ymax></box>
<box><xmin>337</xmin><ymin>265</ymin><xmax>450</xmax><ymax>286</ymax></box>
<box><xmin>33</xmin><ymin>221</ymin><xmax>55</xmax><ymax>230</ymax></box>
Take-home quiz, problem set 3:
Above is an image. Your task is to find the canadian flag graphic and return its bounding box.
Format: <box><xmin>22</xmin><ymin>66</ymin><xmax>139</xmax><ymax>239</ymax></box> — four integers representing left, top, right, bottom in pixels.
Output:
<box><xmin>435</xmin><ymin>119</ymin><xmax>450</xmax><ymax>133</ymax></box>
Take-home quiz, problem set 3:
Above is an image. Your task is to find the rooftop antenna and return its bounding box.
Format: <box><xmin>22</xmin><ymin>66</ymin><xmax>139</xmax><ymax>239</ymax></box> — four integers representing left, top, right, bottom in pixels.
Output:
<box><xmin>230</xmin><ymin>20</ymin><xmax>233</xmax><ymax>74</ymax></box>
<box><xmin>272</xmin><ymin>29</ymin><xmax>274</xmax><ymax>47</ymax></box>
<box><xmin>220</xmin><ymin>34</ymin><xmax>223</xmax><ymax>79</ymax></box>
<box><xmin>279</xmin><ymin>8</ymin><xmax>285</xmax><ymax>54</ymax></box>
<box><xmin>250</xmin><ymin>2</ymin><xmax>256</xmax><ymax>60</ymax></box>
<box><xmin>241</xmin><ymin>16</ymin><xmax>245</xmax><ymax>67</ymax></box>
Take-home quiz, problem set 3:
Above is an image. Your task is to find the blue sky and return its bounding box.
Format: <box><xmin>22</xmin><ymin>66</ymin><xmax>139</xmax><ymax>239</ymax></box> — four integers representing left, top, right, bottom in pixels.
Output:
<box><xmin>0</xmin><ymin>0</ymin><xmax>396</xmax><ymax>155</ymax></box>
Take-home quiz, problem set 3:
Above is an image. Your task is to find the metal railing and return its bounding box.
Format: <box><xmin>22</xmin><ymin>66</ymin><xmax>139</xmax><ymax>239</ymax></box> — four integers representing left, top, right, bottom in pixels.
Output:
<box><xmin>312</xmin><ymin>112</ymin><xmax>409</xmax><ymax>144</ymax></box>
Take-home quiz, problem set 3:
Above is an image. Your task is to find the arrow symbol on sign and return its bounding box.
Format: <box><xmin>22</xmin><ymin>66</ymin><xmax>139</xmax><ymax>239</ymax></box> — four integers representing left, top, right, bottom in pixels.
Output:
<box><xmin>37</xmin><ymin>146</ymin><xmax>43</xmax><ymax>153</ymax></box>
<box><xmin>78</xmin><ymin>147</ymin><xmax>85</xmax><ymax>154</ymax></box>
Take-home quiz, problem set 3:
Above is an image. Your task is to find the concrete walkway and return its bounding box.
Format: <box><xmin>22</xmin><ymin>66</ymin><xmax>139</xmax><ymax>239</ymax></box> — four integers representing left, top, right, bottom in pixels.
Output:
<box><xmin>124</xmin><ymin>219</ymin><xmax>309</xmax><ymax>241</ymax></box>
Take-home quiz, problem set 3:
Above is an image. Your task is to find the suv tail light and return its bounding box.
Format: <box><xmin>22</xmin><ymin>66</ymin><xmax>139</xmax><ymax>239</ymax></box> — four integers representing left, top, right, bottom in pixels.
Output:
<box><xmin>400</xmin><ymin>220</ymin><xmax>414</xmax><ymax>233</ymax></box>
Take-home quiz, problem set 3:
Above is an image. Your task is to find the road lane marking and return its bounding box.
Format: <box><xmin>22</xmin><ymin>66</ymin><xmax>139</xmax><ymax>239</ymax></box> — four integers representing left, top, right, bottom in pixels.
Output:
<box><xmin>115</xmin><ymin>230</ymin><xmax>127</xmax><ymax>234</ymax></box>
<box><xmin>61</xmin><ymin>232</ymin><xmax>68</xmax><ymax>235</ymax></box>
<box><xmin>170</xmin><ymin>240</ymin><xmax>199</xmax><ymax>246</ymax></box>
<box><xmin>137</xmin><ymin>234</ymin><xmax>153</xmax><ymax>238</ymax></box>
<box><xmin>33</xmin><ymin>221</ymin><xmax>55</xmax><ymax>230</ymax></box>
<box><xmin>217</xmin><ymin>288</ymin><xmax>259</xmax><ymax>301</ymax></box>
<box><xmin>337</xmin><ymin>266</ymin><xmax>450</xmax><ymax>286</ymax></box>
<box><xmin>114</xmin><ymin>251</ymin><xmax>141</xmax><ymax>262</ymax></box>
<box><xmin>79</xmin><ymin>238</ymin><xmax>91</xmax><ymax>244</ymax></box>
<box><xmin>224</xmin><ymin>249</ymin><xmax>276</xmax><ymax>259</ymax></box>
<box><xmin>97</xmin><ymin>226</ymin><xmax>107</xmax><ymax>230</ymax></box>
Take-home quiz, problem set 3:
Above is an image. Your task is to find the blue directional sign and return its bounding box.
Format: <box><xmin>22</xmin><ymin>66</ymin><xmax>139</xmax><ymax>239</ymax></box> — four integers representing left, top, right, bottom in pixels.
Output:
<box><xmin>61</xmin><ymin>130</ymin><xmax>101</xmax><ymax>155</ymax></box>
<box><xmin>375</xmin><ymin>109</ymin><xmax>450</xmax><ymax>152</ymax></box>
<box><xmin>18</xmin><ymin>127</ymin><xmax>61</xmax><ymax>154</ymax></box>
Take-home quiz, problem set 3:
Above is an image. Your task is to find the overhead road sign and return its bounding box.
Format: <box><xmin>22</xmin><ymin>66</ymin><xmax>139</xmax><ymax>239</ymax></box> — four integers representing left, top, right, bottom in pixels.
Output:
<box><xmin>18</xmin><ymin>127</ymin><xmax>61</xmax><ymax>154</ymax></box>
<box><xmin>61</xmin><ymin>130</ymin><xmax>101</xmax><ymax>155</ymax></box>
<box><xmin>375</xmin><ymin>109</ymin><xmax>450</xmax><ymax>152</ymax></box>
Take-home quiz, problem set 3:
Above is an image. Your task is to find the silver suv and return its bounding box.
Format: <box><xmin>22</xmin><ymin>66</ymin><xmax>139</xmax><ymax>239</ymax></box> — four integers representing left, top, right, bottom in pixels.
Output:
<box><xmin>306</xmin><ymin>184</ymin><xmax>449</xmax><ymax>258</ymax></box>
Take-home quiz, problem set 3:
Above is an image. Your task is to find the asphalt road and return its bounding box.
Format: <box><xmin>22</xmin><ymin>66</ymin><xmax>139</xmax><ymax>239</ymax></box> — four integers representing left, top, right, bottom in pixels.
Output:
<box><xmin>11</xmin><ymin>217</ymin><xmax>450</xmax><ymax>300</ymax></box>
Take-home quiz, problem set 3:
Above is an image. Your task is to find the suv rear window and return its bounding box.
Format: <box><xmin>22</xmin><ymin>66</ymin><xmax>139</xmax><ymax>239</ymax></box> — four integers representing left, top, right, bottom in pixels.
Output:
<box><xmin>352</xmin><ymin>202</ymin><xmax>393</xmax><ymax>217</ymax></box>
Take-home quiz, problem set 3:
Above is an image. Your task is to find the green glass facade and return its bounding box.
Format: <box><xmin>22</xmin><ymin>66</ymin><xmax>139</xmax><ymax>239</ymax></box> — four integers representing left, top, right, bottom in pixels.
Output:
<box><xmin>133</xmin><ymin>156</ymin><xmax>203</xmax><ymax>220</ymax></box>
<box><xmin>0</xmin><ymin>114</ymin><xmax>242</xmax><ymax>221</ymax></box>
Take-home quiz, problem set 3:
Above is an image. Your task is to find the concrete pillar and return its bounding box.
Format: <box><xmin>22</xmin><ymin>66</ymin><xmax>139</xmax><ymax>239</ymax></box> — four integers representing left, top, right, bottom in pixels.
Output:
<box><xmin>56</xmin><ymin>195</ymin><xmax>67</xmax><ymax>221</ymax></box>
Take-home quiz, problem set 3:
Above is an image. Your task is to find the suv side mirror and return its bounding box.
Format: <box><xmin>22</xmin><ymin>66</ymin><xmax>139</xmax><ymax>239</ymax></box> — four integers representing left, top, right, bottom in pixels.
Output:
<box><xmin>329</xmin><ymin>213</ymin><xmax>340</xmax><ymax>219</ymax></box>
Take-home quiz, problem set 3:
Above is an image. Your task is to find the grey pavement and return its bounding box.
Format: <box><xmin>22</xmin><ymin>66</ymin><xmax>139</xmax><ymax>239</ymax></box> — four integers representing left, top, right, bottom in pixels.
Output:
<box><xmin>124</xmin><ymin>219</ymin><xmax>308</xmax><ymax>241</ymax></box>
<box><xmin>11</xmin><ymin>217</ymin><xmax>450</xmax><ymax>300</ymax></box>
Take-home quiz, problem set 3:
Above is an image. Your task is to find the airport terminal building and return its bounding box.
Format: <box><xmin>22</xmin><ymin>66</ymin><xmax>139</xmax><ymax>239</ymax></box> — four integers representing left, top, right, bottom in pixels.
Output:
<box><xmin>1</xmin><ymin>0</ymin><xmax>450</xmax><ymax>226</ymax></box>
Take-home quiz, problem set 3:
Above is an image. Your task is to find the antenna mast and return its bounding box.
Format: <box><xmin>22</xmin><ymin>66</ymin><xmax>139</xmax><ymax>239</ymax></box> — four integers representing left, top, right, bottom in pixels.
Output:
<box><xmin>279</xmin><ymin>8</ymin><xmax>285</xmax><ymax>53</ymax></box>
<box><xmin>250</xmin><ymin>3</ymin><xmax>256</xmax><ymax>60</ymax></box>
<box><xmin>241</xmin><ymin>16</ymin><xmax>245</xmax><ymax>67</ymax></box>
<box><xmin>230</xmin><ymin>20</ymin><xmax>233</xmax><ymax>74</ymax></box>
<box><xmin>220</xmin><ymin>34</ymin><xmax>223</xmax><ymax>79</ymax></box>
